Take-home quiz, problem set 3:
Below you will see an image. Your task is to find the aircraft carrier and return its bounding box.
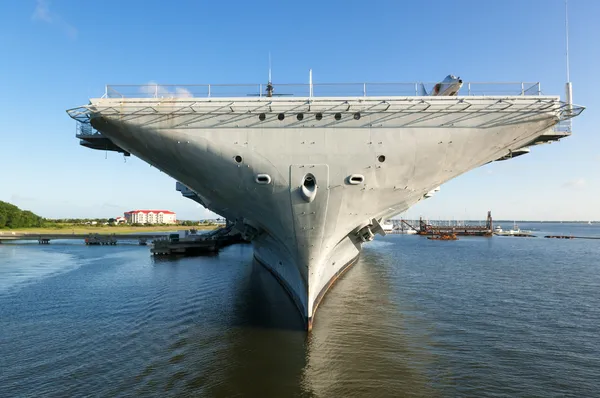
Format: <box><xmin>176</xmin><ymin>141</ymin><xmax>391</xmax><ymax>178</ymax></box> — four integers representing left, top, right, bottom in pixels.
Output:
<box><xmin>67</xmin><ymin>76</ymin><xmax>583</xmax><ymax>330</ymax></box>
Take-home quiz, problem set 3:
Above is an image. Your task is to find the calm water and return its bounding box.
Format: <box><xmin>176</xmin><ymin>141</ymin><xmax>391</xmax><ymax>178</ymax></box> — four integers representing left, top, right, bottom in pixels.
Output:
<box><xmin>1</xmin><ymin>223</ymin><xmax>599</xmax><ymax>397</ymax></box>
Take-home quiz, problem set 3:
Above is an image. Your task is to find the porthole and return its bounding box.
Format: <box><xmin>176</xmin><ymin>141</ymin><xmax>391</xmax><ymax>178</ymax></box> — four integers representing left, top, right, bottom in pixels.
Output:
<box><xmin>234</xmin><ymin>155</ymin><xmax>243</xmax><ymax>163</ymax></box>
<box><xmin>354</xmin><ymin>112</ymin><xmax>361</xmax><ymax>120</ymax></box>
<box><xmin>378</xmin><ymin>155</ymin><xmax>386</xmax><ymax>163</ymax></box>
<box><xmin>255</xmin><ymin>174</ymin><xmax>272</xmax><ymax>185</ymax></box>
<box><xmin>297</xmin><ymin>113</ymin><xmax>304</xmax><ymax>121</ymax></box>
<box><xmin>259</xmin><ymin>113</ymin><xmax>266</xmax><ymax>121</ymax></box>
<box><xmin>315</xmin><ymin>113</ymin><xmax>323</xmax><ymax>121</ymax></box>
<box><xmin>334</xmin><ymin>113</ymin><xmax>342</xmax><ymax>120</ymax></box>
<box><xmin>278</xmin><ymin>113</ymin><xmax>285</xmax><ymax>121</ymax></box>
<box><xmin>347</xmin><ymin>174</ymin><xmax>365</xmax><ymax>185</ymax></box>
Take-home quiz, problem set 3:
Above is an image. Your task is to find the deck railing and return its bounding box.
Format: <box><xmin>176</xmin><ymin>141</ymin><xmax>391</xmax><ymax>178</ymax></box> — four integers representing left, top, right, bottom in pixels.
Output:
<box><xmin>102</xmin><ymin>82</ymin><xmax>542</xmax><ymax>99</ymax></box>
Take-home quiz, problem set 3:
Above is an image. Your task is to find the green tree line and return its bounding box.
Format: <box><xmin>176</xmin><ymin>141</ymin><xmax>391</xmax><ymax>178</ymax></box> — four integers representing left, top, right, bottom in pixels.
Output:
<box><xmin>0</xmin><ymin>201</ymin><xmax>218</xmax><ymax>229</ymax></box>
<box><xmin>0</xmin><ymin>201</ymin><xmax>44</xmax><ymax>228</ymax></box>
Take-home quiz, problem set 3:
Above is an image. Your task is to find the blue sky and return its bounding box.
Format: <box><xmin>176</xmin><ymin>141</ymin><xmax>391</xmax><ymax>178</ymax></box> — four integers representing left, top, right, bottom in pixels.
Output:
<box><xmin>0</xmin><ymin>0</ymin><xmax>598</xmax><ymax>221</ymax></box>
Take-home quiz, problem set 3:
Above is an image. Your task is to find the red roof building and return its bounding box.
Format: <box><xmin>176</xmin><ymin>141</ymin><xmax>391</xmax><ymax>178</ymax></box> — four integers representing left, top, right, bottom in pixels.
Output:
<box><xmin>124</xmin><ymin>210</ymin><xmax>177</xmax><ymax>224</ymax></box>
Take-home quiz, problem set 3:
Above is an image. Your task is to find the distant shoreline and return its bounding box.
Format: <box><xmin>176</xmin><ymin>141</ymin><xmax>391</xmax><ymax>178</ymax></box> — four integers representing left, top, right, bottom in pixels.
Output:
<box><xmin>396</xmin><ymin>220</ymin><xmax>595</xmax><ymax>224</ymax></box>
<box><xmin>0</xmin><ymin>225</ymin><xmax>218</xmax><ymax>234</ymax></box>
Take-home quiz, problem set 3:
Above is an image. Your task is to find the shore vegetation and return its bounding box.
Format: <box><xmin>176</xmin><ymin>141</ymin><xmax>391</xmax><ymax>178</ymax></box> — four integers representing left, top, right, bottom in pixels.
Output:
<box><xmin>0</xmin><ymin>201</ymin><xmax>218</xmax><ymax>234</ymax></box>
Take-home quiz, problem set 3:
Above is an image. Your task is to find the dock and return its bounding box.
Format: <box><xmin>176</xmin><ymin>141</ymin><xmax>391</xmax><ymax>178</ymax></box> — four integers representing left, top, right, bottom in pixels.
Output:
<box><xmin>0</xmin><ymin>225</ymin><xmax>249</xmax><ymax>255</ymax></box>
<box><xmin>150</xmin><ymin>225</ymin><xmax>248</xmax><ymax>255</ymax></box>
<box><xmin>0</xmin><ymin>232</ymin><xmax>164</xmax><ymax>245</ymax></box>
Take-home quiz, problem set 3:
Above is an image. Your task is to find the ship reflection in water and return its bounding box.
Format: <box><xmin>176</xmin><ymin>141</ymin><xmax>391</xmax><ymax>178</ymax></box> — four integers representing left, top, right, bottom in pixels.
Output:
<box><xmin>1</xmin><ymin>222</ymin><xmax>600</xmax><ymax>397</ymax></box>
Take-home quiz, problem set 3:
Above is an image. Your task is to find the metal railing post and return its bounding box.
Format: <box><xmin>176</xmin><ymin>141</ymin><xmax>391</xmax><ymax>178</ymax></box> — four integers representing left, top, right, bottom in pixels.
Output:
<box><xmin>363</xmin><ymin>83</ymin><xmax>366</xmax><ymax>97</ymax></box>
<box><xmin>538</xmin><ymin>82</ymin><xmax>541</xmax><ymax>95</ymax></box>
<box><xmin>154</xmin><ymin>85</ymin><xmax>158</xmax><ymax>98</ymax></box>
<box><xmin>521</xmin><ymin>82</ymin><xmax>524</xmax><ymax>95</ymax></box>
<box><xmin>259</xmin><ymin>84</ymin><xmax>262</xmax><ymax>98</ymax></box>
<box><xmin>468</xmin><ymin>83</ymin><xmax>471</xmax><ymax>96</ymax></box>
<box><xmin>208</xmin><ymin>84</ymin><xmax>211</xmax><ymax>98</ymax></box>
<box><xmin>415</xmin><ymin>83</ymin><xmax>418</xmax><ymax>96</ymax></box>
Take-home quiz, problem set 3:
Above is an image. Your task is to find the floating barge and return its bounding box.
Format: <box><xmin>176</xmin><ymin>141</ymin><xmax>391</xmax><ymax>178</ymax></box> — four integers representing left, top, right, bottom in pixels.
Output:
<box><xmin>427</xmin><ymin>233</ymin><xmax>458</xmax><ymax>241</ymax></box>
<box><xmin>411</xmin><ymin>211</ymin><xmax>494</xmax><ymax>237</ymax></box>
<box><xmin>150</xmin><ymin>226</ymin><xmax>247</xmax><ymax>255</ymax></box>
<box><xmin>85</xmin><ymin>235</ymin><xmax>117</xmax><ymax>245</ymax></box>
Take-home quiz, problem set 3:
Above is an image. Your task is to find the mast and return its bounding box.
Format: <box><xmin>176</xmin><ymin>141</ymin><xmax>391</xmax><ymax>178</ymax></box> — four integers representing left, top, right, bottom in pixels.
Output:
<box><xmin>565</xmin><ymin>0</ymin><xmax>570</xmax><ymax>83</ymax></box>
<box><xmin>266</xmin><ymin>53</ymin><xmax>273</xmax><ymax>97</ymax></box>
<box><xmin>565</xmin><ymin>0</ymin><xmax>573</xmax><ymax>107</ymax></box>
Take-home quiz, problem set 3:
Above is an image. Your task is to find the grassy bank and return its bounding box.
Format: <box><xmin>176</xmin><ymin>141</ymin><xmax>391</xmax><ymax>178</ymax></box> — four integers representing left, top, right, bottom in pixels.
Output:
<box><xmin>1</xmin><ymin>225</ymin><xmax>217</xmax><ymax>235</ymax></box>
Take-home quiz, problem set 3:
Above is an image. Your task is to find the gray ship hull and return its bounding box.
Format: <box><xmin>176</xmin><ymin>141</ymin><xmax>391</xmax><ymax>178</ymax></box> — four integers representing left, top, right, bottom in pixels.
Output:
<box><xmin>72</xmin><ymin>93</ymin><xmax>580</xmax><ymax>330</ymax></box>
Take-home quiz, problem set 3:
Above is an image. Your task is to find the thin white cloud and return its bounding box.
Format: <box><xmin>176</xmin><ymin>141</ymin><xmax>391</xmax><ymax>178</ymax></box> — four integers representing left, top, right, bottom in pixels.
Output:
<box><xmin>139</xmin><ymin>81</ymin><xmax>160</xmax><ymax>96</ymax></box>
<box><xmin>562</xmin><ymin>177</ymin><xmax>586</xmax><ymax>189</ymax></box>
<box><xmin>139</xmin><ymin>82</ymin><xmax>194</xmax><ymax>98</ymax></box>
<box><xmin>175</xmin><ymin>87</ymin><xmax>193</xmax><ymax>98</ymax></box>
<box><xmin>32</xmin><ymin>0</ymin><xmax>52</xmax><ymax>22</ymax></box>
<box><xmin>32</xmin><ymin>0</ymin><xmax>77</xmax><ymax>39</ymax></box>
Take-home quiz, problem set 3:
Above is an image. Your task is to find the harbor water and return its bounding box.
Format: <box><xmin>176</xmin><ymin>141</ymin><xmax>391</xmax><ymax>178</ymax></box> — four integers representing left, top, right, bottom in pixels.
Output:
<box><xmin>1</xmin><ymin>222</ymin><xmax>599</xmax><ymax>397</ymax></box>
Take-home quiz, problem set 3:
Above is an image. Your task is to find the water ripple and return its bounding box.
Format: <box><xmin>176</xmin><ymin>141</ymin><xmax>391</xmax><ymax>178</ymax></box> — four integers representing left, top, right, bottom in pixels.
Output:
<box><xmin>1</xmin><ymin>223</ymin><xmax>599</xmax><ymax>397</ymax></box>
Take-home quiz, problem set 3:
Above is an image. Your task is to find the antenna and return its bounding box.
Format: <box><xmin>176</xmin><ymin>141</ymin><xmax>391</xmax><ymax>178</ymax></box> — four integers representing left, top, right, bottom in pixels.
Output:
<box><xmin>564</xmin><ymin>0</ymin><xmax>573</xmax><ymax>111</ymax></box>
<box><xmin>565</xmin><ymin>0</ymin><xmax>570</xmax><ymax>82</ymax></box>
<box><xmin>266</xmin><ymin>53</ymin><xmax>273</xmax><ymax>97</ymax></box>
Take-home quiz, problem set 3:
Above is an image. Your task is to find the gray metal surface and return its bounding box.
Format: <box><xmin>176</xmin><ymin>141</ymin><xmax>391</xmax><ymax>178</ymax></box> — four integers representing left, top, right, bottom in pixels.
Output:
<box><xmin>67</xmin><ymin>88</ymin><xmax>584</xmax><ymax>329</ymax></box>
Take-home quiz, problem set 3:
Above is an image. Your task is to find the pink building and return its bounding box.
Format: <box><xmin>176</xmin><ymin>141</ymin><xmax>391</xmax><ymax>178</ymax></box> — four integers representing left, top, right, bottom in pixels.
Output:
<box><xmin>124</xmin><ymin>210</ymin><xmax>177</xmax><ymax>224</ymax></box>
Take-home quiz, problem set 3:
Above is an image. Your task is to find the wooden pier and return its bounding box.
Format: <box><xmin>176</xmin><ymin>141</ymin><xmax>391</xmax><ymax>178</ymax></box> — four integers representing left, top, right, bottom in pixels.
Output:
<box><xmin>0</xmin><ymin>232</ymin><xmax>165</xmax><ymax>245</ymax></box>
<box><xmin>0</xmin><ymin>226</ymin><xmax>249</xmax><ymax>255</ymax></box>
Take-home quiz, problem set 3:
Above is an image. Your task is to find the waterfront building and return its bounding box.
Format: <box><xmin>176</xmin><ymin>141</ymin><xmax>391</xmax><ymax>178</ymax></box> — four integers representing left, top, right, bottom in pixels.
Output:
<box><xmin>124</xmin><ymin>210</ymin><xmax>176</xmax><ymax>224</ymax></box>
